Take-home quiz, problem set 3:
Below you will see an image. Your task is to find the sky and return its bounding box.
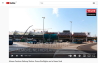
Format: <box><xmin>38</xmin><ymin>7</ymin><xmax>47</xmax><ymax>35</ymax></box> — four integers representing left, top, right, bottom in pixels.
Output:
<box><xmin>9</xmin><ymin>8</ymin><xmax>97</xmax><ymax>36</ymax></box>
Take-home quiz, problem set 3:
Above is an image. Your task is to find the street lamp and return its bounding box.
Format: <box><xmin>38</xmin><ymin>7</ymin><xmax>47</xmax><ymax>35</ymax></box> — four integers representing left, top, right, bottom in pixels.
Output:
<box><xmin>70</xmin><ymin>21</ymin><xmax>72</xmax><ymax>42</ymax></box>
<box><xmin>58</xmin><ymin>31</ymin><xmax>60</xmax><ymax>43</ymax></box>
<box><xmin>42</xmin><ymin>17</ymin><xmax>45</xmax><ymax>43</ymax></box>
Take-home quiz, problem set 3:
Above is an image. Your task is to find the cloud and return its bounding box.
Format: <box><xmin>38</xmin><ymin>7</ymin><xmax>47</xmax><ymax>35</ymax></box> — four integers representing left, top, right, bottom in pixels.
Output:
<box><xmin>53</xmin><ymin>8</ymin><xmax>59</xmax><ymax>17</ymax></box>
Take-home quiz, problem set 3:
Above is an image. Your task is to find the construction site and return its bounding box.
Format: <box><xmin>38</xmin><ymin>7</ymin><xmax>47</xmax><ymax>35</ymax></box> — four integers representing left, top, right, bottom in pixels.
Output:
<box><xmin>9</xmin><ymin>30</ymin><xmax>97</xmax><ymax>58</ymax></box>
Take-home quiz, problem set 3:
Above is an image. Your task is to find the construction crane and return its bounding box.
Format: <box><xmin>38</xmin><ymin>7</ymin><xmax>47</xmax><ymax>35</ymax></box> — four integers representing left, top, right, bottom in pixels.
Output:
<box><xmin>32</xmin><ymin>28</ymin><xmax>52</xmax><ymax>32</ymax></box>
<box><xmin>32</xmin><ymin>29</ymin><xmax>42</xmax><ymax>32</ymax></box>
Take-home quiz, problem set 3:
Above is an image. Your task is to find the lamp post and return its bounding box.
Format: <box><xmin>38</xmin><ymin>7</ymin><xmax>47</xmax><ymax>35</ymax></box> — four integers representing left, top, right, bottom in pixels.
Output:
<box><xmin>58</xmin><ymin>31</ymin><xmax>59</xmax><ymax>43</ymax></box>
<box><xmin>70</xmin><ymin>21</ymin><xmax>72</xmax><ymax>42</ymax></box>
<box><xmin>42</xmin><ymin>17</ymin><xmax>45</xmax><ymax>43</ymax></box>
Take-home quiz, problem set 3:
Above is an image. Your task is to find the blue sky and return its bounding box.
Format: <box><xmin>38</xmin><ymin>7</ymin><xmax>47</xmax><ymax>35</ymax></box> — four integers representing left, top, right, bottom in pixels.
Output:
<box><xmin>9</xmin><ymin>8</ymin><xmax>97</xmax><ymax>36</ymax></box>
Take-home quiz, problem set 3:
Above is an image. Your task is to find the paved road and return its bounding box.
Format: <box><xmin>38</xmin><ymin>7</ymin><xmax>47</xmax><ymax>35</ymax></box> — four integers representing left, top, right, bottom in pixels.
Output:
<box><xmin>77</xmin><ymin>43</ymin><xmax>97</xmax><ymax>51</ymax></box>
<box><xmin>9</xmin><ymin>42</ymin><xmax>97</xmax><ymax>58</ymax></box>
<box><xmin>91</xmin><ymin>44</ymin><xmax>97</xmax><ymax>50</ymax></box>
<box><xmin>53</xmin><ymin>49</ymin><xmax>97</xmax><ymax>58</ymax></box>
<box><xmin>9</xmin><ymin>43</ymin><xmax>29</xmax><ymax>52</ymax></box>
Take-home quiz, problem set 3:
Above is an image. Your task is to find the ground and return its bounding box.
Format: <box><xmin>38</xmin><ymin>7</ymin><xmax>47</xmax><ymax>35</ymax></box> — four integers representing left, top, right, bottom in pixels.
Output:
<box><xmin>9</xmin><ymin>42</ymin><xmax>97</xmax><ymax>58</ymax></box>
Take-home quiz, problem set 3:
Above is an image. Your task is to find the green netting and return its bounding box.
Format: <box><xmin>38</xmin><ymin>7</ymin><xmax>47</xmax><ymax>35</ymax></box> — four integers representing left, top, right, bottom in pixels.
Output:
<box><xmin>20</xmin><ymin>39</ymin><xmax>26</xmax><ymax>42</ymax></box>
<box><xmin>44</xmin><ymin>34</ymin><xmax>58</xmax><ymax>39</ymax></box>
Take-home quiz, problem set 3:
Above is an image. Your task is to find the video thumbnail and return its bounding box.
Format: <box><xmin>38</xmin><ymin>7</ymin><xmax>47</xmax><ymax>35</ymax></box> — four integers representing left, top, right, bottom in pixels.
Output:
<box><xmin>9</xmin><ymin>8</ymin><xmax>97</xmax><ymax>58</ymax></box>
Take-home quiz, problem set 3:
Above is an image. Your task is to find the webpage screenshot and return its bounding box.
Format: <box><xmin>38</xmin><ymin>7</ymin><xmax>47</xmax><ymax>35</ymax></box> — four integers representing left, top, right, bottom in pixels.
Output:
<box><xmin>0</xmin><ymin>0</ymin><xmax>98</xmax><ymax>63</ymax></box>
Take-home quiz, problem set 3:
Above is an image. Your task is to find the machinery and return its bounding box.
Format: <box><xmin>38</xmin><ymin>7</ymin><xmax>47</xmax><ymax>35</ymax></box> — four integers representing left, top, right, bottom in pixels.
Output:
<box><xmin>9</xmin><ymin>38</ymin><xmax>13</xmax><ymax>45</ymax></box>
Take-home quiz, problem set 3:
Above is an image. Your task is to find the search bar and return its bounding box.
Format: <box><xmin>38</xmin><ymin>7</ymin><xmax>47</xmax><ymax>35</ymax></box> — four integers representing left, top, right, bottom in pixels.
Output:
<box><xmin>40</xmin><ymin>1</ymin><xmax>95</xmax><ymax>5</ymax></box>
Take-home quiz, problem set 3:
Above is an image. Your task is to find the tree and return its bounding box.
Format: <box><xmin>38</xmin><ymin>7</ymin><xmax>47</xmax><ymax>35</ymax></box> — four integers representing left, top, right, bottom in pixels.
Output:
<box><xmin>13</xmin><ymin>31</ymin><xmax>19</xmax><ymax>35</ymax></box>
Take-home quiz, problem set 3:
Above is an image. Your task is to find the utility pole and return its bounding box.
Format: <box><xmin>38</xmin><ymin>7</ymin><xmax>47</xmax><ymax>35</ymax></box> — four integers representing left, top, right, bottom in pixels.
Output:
<box><xmin>42</xmin><ymin>17</ymin><xmax>45</xmax><ymax>43</ymax></box>
<box><xmin>70</xmin><ymin>21</ymin><xmax>72</xmax><ymax>42</ymax></box>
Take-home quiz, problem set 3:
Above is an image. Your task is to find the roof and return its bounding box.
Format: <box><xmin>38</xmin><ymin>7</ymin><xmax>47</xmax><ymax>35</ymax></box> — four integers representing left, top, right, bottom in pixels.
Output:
<box><xmin>58</xmin><ymin>32</ymin><xmax>71</xmax><ymax>36</ymax></box>
<box><xmin>73</xmin><ymin>33</ymin><xmax>87</xmax><ymax>36</ymax></box>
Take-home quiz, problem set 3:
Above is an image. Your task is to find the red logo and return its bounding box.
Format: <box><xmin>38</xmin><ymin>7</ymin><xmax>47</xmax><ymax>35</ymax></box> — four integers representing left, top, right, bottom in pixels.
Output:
<box><xmin>6</xmin><ymin>2</ymin><xmax>10</xmax><ymax>4</ymax></box>
<box><xmin>86</xmin><ymin>9</ymin><xmax>96</xmax><ymax>13</ymax></box>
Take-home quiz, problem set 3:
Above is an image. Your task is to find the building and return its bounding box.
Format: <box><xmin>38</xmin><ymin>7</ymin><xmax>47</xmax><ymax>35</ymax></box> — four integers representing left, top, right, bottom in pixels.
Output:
<box><xmin>9</xmin><ymin>30</ymin><xmax>97</xmax><ymax>42</ymax></box>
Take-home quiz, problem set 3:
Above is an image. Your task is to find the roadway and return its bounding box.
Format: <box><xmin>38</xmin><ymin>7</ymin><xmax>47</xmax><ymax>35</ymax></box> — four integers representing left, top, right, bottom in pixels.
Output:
<box><xmin>9</xmin><ymin>42</ymin><xmax>97</xmax><ymax>58</ymax></box>
<box><xmin>9</xmin><ymin>43</ymin><xmax>30</xmax><ymax>52</ymax></box>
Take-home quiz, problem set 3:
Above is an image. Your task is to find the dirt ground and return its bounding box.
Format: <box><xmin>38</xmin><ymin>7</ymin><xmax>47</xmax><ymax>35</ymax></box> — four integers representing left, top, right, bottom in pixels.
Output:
<box><xmin>13</xmin><ymin>42</ymin><xmax>97</xmax><ymax>51</ymax></box>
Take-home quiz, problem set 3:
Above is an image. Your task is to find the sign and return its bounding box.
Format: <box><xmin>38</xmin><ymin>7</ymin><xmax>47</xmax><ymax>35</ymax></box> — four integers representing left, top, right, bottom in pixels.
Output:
<box><xmin>86</xmin><ymin>9</ymin><xmax>96</xmax><ymax>16</ymax></box>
